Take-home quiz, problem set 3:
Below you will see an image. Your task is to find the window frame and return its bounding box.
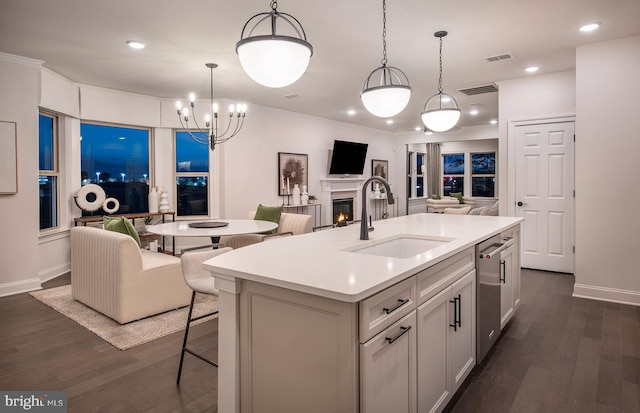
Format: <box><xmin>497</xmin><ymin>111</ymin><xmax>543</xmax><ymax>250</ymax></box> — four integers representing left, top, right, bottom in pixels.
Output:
<box><xmin>174</xmin><ymin>130</ymin><xmax>210</xmax><ymax>217</ymax></box>
<box><xmin>442</xmin><ymin>153</ymin><xmax>465</xmax><ymax>196</ymax></box>
<box><xmin>39</xmin><ymin>111</ymin><xmax>60</xmax><ymax>232</ymax></box>
<box><xmin>407</xmin><ymin>151</ymin><xmax>426</xmax><ymax>199</ymax></box>
<box><xmin>79</xmin><ymin>121</ymin><xmax>152</xmax><ymax>216</ymax></box>
<box><xmin>470</xmin><ymin>151</ymin><xmax>496</xmax><ymax>198</ymax></box>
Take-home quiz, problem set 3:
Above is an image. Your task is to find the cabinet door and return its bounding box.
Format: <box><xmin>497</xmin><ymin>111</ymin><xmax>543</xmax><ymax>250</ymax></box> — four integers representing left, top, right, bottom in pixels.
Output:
<box><xmin>449</xmin><ymin>269</ymin><xmax>476</xmax><ymax>393</ymax></box>
<box><xmin>360</xmin><ymin>311</ymin><xmax>417</xmax><ymax>413</ymax></box>
<box><xmin>500</xmin><ymin>245</ymin><xmax>515</xmax><ymax>330</ymax></box>
<box><xmin>417</xmin><ymin>287</ymin><xmax>451</xmax><ymax>413</ymax></box>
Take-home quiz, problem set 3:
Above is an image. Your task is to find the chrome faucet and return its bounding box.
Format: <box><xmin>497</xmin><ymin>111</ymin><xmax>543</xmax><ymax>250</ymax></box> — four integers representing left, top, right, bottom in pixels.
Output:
<box><xmin>360</xmin><ymin>176</ymin><xmax>395</xmax><ymax>240</ymax></box>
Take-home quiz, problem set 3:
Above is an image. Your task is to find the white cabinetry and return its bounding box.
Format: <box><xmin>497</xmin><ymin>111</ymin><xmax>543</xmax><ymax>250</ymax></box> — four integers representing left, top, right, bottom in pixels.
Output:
<box><xmin>417</xmin><ymin>269</ymin><xmax>476</xmax><ymax>413</ymax></box>
<box><xmin>500</xmin><ymin>229</ymin><xmax>521</xmax><ymax>330</ymax></box>
<box><xmin>360</xmin><ymin>311</ymin><xmax>417</xmax><ymax>413</ymax></box>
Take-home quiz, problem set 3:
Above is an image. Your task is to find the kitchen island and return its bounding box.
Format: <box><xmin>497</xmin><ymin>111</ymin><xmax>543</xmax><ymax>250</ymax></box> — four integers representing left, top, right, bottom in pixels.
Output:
<box><xmin>204</xmin><ymin>213</ymin><xmax>523</xmax><ymax>413</ymax></box>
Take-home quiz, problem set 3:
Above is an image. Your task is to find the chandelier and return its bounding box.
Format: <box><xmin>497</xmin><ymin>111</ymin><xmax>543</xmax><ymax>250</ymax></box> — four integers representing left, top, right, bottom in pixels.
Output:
<box><xmin>175</xmin><ymin>63</ymin><xmax>246</xmax><ymax>151</ymax></box>
<box><xmin>421</xmin><ymin>31</ymin><xmax>461</xmax><ymax>132</ymax></box>
<box><xmin>360</xmin><ymin>0</ymin><xmax>411</xmax><ymax>118</ymax></box>
<box><xmin>236</xmin><ymin>0</ymin><xmax>313</xmax><ymax>88</ymax></box>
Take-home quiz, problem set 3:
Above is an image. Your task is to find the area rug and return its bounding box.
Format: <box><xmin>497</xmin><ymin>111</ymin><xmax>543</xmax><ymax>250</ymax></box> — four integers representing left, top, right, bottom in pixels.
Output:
<box><xmin>29</xmin><ymin>285</ymin><xmax>218</xmax><ymax>350</ymax></box>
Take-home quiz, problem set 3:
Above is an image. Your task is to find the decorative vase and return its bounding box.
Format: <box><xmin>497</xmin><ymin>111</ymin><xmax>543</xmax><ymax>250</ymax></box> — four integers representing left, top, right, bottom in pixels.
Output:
<box><xmin>159</xmin><ymin>189</ymin><xmax>169</xmax><ymax>213</ymax></box>
<box><xmin>292</xmin><ymin>184</ymin><xmax>301</xmax><ymax>206</ymax></box>
<box><xmin>300</xmin><ymin>185</ymin><xmax>309</xmax><ymax>205</ymax></box>
<box><xmin>148</xmin><ymin>186</ymin><xmax>159</xmax><ymax>213</ymax></box>
<box><xmin>374</xmin><ymin>183</ymin><xmax>381</xmax><ymax>199</ymax></box>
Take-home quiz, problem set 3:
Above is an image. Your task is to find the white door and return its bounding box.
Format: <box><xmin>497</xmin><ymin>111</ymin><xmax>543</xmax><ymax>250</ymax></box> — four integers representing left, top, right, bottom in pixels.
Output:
<box><xmin>514</xmin><ymin>121</ymin><xmax>575</xmax><ymax>273</ymax></box>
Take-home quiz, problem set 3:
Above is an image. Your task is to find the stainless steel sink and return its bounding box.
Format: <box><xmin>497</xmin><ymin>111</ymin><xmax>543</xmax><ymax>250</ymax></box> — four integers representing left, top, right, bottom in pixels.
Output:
<box><xmin>346</xmin><ymin>235</ymin><xmax>453</xmax><ymax>259</ymax></box>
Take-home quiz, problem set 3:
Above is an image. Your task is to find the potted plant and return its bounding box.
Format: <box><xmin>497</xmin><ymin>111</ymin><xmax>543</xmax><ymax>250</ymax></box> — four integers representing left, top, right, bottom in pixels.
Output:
<box><xmin>143</xmin><ymin>216</ymin><xmax>153</xmax><ymax>232</ymax></box>
<box><xmin>308</xmin><ymin>195</ymin><xmax>317</xmax><ymax>203</ymax></box>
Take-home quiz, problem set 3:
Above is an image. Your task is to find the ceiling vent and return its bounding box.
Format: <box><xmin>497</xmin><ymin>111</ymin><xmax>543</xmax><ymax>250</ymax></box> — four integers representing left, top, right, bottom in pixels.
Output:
<box><xmin>282</xmin><ymin>93</ymin><xmax>299</xmax><ymax>99</ymax></box>
<box><xmin>458</xmin><ymin>84</ymin><xmax>499</xmax><ymax>96</ymax></box>
<box><xmin>485</xmin><ymin>53</ymin><xmax>513</xmax><ymax>62</ymax></box>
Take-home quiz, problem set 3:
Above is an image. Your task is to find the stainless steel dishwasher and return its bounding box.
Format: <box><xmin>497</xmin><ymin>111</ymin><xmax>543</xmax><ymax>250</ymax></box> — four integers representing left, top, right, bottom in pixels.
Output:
<box><xmin>476</xmin><ymin>234</ymin><xmax>511</xmax><ymax>363</ymax></box>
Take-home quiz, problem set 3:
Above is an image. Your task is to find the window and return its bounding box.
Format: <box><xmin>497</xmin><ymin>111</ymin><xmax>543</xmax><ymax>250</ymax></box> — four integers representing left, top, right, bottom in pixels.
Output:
<box><xmin>407</xmin><ymin>151</ymin><xmax>425</xmax><ymax>198</ymax></box>
<box><xmin>80</xmin><ymin>123</ymin><xmax>150</xmax><ymax>215</ymax></box>
<box><xmin>443</xmin><ymin>153</ymin><xmax>464</xmax><ymax>195</ymax></box>
<box><xmin>471</xmin><ymin>152</ymin><xmax>496</xmax><ymax>197</ymax></box>
<box><xmin>39</xmin><ymin>113</ymin><xmax>58</xmax><ymax>230</ymax></box>
<box><xmin>175</xmin><ymin>131</ymin><xmax>209</xmax><ymax>216</ymax></box>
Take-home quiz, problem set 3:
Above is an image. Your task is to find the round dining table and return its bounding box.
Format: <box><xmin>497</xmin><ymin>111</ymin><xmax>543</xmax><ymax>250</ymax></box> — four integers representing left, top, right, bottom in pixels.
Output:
<box><xmin>146</xmin><ymin>219</ymin><xmax>278</xmax><ymax>254</ymax></box>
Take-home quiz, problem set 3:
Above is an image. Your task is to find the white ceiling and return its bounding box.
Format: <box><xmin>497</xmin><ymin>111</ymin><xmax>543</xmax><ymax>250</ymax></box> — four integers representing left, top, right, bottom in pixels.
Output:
<box><xmin>1</xmin><ymin>0</ymin><xmax>639</xmax><ymax>133</ymax></box>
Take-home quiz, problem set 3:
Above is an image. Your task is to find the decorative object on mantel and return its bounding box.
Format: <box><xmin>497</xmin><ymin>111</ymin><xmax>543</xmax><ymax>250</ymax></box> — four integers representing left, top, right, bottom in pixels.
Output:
<box><xmin>74</xmin><ymin>183</ymin><xmax>119</xmax><ymax>215</ymax></box>
<box><xmin>237</xmin><ymin>0</ymin><xmax>313</xmax><ymax>88</ymax></box>
<box><xmin>0</xmin><ymin>120</ymin><xmax>18</xmax><ymax>194</ymax></box>
<box><xmin>159</xmin><ymin>187</ymin><xmax>169</xmax><ymax>213</ymax></box>
<box><xmin>175</xmin><ymin>63</ymin><xmax>247</xmax><ymax>151</ymax></box>
<box><xmin>421</xmin><ymin>31</ymin><xmax>462</xmax><ymax>132</ymax></box>
<box><xmin>360</xmin><ymin>0</ymin><xmax>411</xmax><ymax>118</ymax></box>
<box><xmin>148</xmin><ymin>186</ymin><xmax>159</xmax><ymax>213</ymax></box>
<box><xmin>278</xmin><ymin>152</ymin><xmax>308</xmax><ymax>197</ymax></box>
<box><xmin>300</xmin><ymin>185</ymin><xmax>309</xmax><ymax>205</ymax></box>
<box><xmin>29</xmin><ymin>285</ymin><xmax>218</xmax><ymax>351</ymax></box>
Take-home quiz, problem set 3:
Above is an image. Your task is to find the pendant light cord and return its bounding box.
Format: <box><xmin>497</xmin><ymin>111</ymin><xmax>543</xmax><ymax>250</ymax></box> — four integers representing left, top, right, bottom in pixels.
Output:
<box><xmin>438</xmin><ymin>36</ymin><xmax>443</xmax><ymax>94</ymax></box>
<box><xmin>381</xmin><ymin>0</ymin><xmax>387</xmax><ymax>66</ymax></box>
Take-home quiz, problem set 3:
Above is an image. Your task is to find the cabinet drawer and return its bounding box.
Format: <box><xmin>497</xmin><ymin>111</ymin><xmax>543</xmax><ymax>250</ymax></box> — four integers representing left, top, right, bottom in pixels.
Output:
<box><xmin>416</xmin><ymin>247</ymin><xmax>475</xmax><ymax>306</ymax></box>
<box><xmin>359</xmin><ymin>276</ymin><xmax>416</xmax><ymax>343</ymax></box>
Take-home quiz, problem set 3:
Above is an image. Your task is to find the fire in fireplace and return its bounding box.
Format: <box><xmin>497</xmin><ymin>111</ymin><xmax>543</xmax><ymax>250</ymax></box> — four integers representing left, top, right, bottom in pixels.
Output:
<box><xmin>333</xmin><ymin>198</ymin><xmax>354</xmax><ymax>226</ymax></box>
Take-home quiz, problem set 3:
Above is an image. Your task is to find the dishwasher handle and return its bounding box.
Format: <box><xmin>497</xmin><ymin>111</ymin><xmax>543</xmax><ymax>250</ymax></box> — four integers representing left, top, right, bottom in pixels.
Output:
<box><xmin>479</xmin><ymin>242</ymin><xmax>509</xmax><ymax>259</ymax></box>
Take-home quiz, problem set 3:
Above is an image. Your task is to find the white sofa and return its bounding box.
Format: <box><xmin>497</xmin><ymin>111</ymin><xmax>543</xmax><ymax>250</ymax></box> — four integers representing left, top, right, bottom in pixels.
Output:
<box><xmin>70</xmin><ymin>226</ymin><xmax>192</xmax><ymax>324</ymax></box>
<box><xmin>426</xmin><ymin>197</ymin><xmax>498</xmax><ymax>213</ymax></box>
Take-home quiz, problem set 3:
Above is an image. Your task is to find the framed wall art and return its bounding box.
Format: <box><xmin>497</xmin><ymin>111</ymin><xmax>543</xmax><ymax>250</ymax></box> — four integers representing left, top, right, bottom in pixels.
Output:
<box><xmin>278</xmin><ymin>152</ymin><xmax>308</xmax><ymax>196</ymax></box>
<box><xmin>0</xmin><ymin>121</ymin><xmax>18</xmax><ymax>194</ymax></box>
<box><xmin>371</xmin><ymin>159</ymin><xmax>388</xmax><ymax>190</ymax></box>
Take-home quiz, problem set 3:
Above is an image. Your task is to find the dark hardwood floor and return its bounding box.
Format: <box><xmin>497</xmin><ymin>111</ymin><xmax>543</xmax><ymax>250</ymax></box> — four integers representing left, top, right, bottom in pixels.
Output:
<box><xmin>1</xmin><ymin>269</ymin><xmax>639</xmax><ymax>412</ymax></box>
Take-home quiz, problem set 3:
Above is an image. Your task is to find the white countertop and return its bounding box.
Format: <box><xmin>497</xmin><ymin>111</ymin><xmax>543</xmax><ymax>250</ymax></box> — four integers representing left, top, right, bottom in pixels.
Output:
<box><xmin>203</xmin><ymin>213</ymin><xmax>523</xmax><ymax>303</ymax></box>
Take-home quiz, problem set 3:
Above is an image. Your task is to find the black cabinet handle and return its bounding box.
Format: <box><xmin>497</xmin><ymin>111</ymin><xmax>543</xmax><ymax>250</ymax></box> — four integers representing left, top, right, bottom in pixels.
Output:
<box><xmin>385</xmin><ymin>326</ymin><xmax>411</xmax><ymax>344</ymax></box>
<box><xmin>450</xmin><ymin>295</ymin><xmax>462</xmax><ymax>330</ymax></box>
<box><xmin>383</xmin><ymin>298</ymin><xmax>409</xmax><ymax>315</ymax></box>
<box><xmin>450</xmin><ymin>297</ymin><xmax>458</xmax><ymax>331</ymax></box>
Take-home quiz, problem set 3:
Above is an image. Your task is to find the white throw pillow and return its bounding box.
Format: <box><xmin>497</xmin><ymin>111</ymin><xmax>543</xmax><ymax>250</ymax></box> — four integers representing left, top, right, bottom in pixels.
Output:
<box><xmin>468</xmin><ymin>206</ymin><xmax>487</xmax><ymax>215</ymax></box>
<box><xmin>486</xmin><ymin>201</ymin><xmax>499</xmax><ymax>216</ymax></box>
<box><xmin>444</xmin><ymin>206</ymin><xmax>472</xmax><ymax>215</ymax></box>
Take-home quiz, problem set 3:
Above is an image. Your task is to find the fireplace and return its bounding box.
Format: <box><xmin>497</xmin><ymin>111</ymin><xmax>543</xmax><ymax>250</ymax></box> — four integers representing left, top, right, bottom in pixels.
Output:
<box><xmin>333</xmin><ymin>198</ymin><xmax>354</xmax><ymax>226</ymax></box>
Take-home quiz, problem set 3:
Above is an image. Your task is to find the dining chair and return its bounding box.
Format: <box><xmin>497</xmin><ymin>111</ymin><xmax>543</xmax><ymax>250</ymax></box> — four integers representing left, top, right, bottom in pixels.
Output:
<box><xmin>176</xmin><ymin>246</ymin><xmax>233</xmax><ymax>384</ymax></box>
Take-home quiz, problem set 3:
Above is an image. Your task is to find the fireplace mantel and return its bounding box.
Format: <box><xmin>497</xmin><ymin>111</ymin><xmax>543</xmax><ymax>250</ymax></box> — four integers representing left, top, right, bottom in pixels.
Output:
<box><xmin>320</xmin><ymin>177</ymin><xmax>366</xmax><ymax>225</ymax></box>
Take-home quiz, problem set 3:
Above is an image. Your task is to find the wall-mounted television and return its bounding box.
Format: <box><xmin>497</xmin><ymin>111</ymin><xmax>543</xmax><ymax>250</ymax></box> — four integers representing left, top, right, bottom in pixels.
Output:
<box><xmin>328</xmin><ymin>140</ymin><xmax>368</xmax><ymax>176</ymax></box>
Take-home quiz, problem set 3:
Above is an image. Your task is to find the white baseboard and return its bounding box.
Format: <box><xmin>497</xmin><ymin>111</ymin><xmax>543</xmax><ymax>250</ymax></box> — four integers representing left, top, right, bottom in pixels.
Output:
<box><xmin>0</xmin><ymin>278</ymin><xmax>42</xmax><ymax>297</ymax></box>
<box><xmin>573</xmin><ymin>283</ymin><xmax>640</xmax><ymax>307</ymax></box>
<box><xmin>39</xmin><ymin>263</ymin><xmax>71</xmax><ymax>283</ymax></box>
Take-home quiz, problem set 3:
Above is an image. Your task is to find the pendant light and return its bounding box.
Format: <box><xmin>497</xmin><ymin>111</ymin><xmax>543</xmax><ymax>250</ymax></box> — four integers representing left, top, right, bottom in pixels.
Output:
<box><xmin>360</xmin><ymin>0</ymin><xmax>411</xmax><ymax>118</ymax></box>
<box><xmin>421</xmin><ymin>31</ymin><xmax>461</xmax><ymax>132</ymax></box>
<box><xmin>236</xmin><ymin>0</ymin><xmax>313</xmax><ymax>88</ymax></box>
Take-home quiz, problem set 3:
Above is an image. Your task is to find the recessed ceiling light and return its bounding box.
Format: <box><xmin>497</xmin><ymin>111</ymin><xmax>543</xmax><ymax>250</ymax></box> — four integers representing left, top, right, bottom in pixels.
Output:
<box><xmin>525</xmin><ymin>66</ymin><xmax>539</xmax><ymax>73</ymax></box>
<box><xmin>347</xmin><ymin>109</ymin><xmax>356</xmax><ymax>116</ymax></box>
<box><xmin>490</xmin><ymin>119</ymin><xmax>498</xmax><ymax>125</ymax></box>
<box><xmin>424</xmin><ymin>129</ymin><xmax>433</xmax><ymax>135</ymax></box>
<box><xmin>415</xmin><ymin>126</ymin><xmax>422</xmax><ymax>131</ymax></box>
<box><xmin>469</xmin><ymin>109</ymin><xmax>479</xmax><ymax>115</ymax></box>
<box><xmin>126</xmin><ymin>40</ymin><xmax>145</xmax><ymax>49</ymax></box>
<box><xmin>579</xmin><ymin>22</ymin><xmax>601</xmax><ymax>32</ymax></box>
<box><xmin>386</xmin><ymin>119</ymin><xmax>394</xmax><ymax>124</ymax></box>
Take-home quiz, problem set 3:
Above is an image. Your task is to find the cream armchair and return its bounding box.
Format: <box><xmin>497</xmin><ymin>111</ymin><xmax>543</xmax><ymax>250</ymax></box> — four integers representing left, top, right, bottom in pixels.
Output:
<box><xmin>219</xmin><ymin>211</ymin><xmax>313</xmax><ymax>249</ymax></box>
<box><xmin>70</xmin><ymin>226</ymin><xmax>192</xmax><ymax>324</ymax></box>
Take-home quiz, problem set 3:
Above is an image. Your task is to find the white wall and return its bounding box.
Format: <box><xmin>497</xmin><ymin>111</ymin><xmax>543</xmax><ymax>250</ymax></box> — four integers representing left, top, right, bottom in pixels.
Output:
<box><xmin>573</xmin><ymin>35</ymin><xmax>640</xmax><ymax>305</ymax></box>
<box><xmin>0</xmin><ymin>54</ymin><xmax>42</xmax><ymax>296</ymax></box>
<box><xmin>497</xmin><ymin>71</ymin><xmax>576</xmax><ymax>215</ymax></box>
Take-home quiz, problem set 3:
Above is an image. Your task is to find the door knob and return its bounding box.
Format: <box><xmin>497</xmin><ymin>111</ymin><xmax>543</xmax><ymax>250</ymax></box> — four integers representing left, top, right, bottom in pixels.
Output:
<box><xmin>517</xmin><ymin>201</ymin><xmax>524</xmax><ymax>206</ymax></box>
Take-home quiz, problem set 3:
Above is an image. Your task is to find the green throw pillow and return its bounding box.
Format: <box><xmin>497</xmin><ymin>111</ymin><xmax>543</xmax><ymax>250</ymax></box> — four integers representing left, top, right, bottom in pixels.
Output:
<box><xmin>431</xmin><ymin>194</ymin><xmax>441</xmax><ymax>200</ymax></box>
<box><xmin>103</xmin><ymin>216</ymin><xmax>141</xmax><ymax>247</ymax></box>
<box><xmin>450</xmin><ymin>192</ymin><xmax>464</xmax><ymax>204</ymax></box>
<box><xmin>254</xmin><ymin>204</ymin><xmax>282</xmax><ymax>234</ymax></box>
